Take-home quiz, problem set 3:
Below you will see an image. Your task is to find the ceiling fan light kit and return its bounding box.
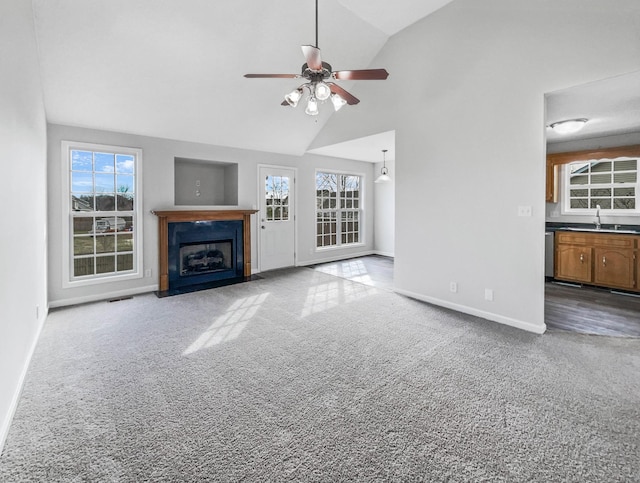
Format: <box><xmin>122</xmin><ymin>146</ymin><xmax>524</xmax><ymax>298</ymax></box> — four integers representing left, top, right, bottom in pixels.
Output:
<box><xmin>244</xmin><ymin>0</ymin><xmax>388</xmax><ymax>116</ymax></box>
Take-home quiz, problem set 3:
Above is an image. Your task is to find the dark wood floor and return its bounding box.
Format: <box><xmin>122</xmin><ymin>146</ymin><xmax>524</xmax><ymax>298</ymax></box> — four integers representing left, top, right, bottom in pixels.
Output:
<box><xmin>310</xmin><ymin>256</ymin><xmax>640</xmax><ymax>337</ymax></box>
<box><xmin>544</xmin><ymin>282</ymin><xmax>640</xmax><ymax>337</ymax></box>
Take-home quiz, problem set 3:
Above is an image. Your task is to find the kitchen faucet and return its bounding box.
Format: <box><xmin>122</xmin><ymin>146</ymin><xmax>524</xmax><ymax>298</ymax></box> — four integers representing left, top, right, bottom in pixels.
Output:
<box><xmin>594</xmin><ymin>204</ymin><xmax>602</xmax><ymax>229</ymax></box>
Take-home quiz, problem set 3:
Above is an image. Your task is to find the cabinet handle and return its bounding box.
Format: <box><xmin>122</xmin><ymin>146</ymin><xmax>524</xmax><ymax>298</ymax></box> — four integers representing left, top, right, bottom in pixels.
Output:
<box><xmin>602</xmin><ymin>256</ymin><xmax>606</xmax><ymax>266</ymax></box>
<box><xmin>580</xmin><ymin>253</ymin><xmax>584</xmax><ymax>263</ymax></box>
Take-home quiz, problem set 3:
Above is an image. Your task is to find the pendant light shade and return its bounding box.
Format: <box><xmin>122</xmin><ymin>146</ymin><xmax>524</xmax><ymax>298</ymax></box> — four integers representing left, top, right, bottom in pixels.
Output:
<box><xmin>375</xmin><ymin>149</ymin><xmax>391</xmax><ymax>183</ymax></box>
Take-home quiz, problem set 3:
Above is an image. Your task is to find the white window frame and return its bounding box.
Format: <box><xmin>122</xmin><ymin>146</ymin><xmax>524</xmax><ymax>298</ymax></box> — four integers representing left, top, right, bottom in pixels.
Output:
<box><xmin>561</xmin><ymin>156</ymin><xmax>639</xmax><ymax>216</ymax></box>
<box><xmin>315</xmin><ymin>169</ymin><xmax>365</xmax><ymax>250</ymax></box>
<box><xmin>61</xmin><ymin>141</ymin><xmax>144</xmax><ymax>288</ymax></box>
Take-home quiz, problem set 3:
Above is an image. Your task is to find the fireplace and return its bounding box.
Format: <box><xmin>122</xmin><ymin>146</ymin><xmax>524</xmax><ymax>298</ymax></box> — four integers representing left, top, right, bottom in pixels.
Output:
<box><xmin>152</xmin><ymin>210</ymin><xmax>257</xmax><ymax>295</ymax></box>
<box><xmin>180</xmin><ymin>240</ymin><xmax>232</xmax><ymax>276</ymax></box>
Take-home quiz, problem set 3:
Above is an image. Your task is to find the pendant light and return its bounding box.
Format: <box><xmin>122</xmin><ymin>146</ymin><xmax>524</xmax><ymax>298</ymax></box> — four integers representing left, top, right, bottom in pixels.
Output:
<box><xmin>375</xmin><ymin>149</ymin><xmax>391</xmax><ymax>183</ymax></box>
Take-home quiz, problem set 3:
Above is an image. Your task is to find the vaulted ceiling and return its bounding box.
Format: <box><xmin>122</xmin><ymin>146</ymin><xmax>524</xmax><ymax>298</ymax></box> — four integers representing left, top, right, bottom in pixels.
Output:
<box><xmin>32</xmin><ymin>0</ymin><xmax>453</xmax><ymax>157</ymax></box>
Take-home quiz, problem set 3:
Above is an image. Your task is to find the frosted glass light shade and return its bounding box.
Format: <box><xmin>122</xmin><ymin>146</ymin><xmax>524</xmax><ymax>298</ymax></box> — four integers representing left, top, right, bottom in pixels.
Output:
<box><xmin>284</xmin><ymin>89</ymin><xmax>302</xmax><ymax>107</ymax></box>
<box><xmin>305</xmin><ymin>97</ymin><xmax>319</xmax><ymax>116</ymax></box>
<box><xmin>315</xmin><ymin>82</ymin><xmax>331</xmax><ymax>101</ymax></box>
<box><xmin>549</xmin><ymin>118</ymin><xmax>588</xmax><ymax>134</ymax></box>
<box><xmin>331</xmin><ymin>93</ymin><xmax>347</xmax><ymax>111</ymax></box>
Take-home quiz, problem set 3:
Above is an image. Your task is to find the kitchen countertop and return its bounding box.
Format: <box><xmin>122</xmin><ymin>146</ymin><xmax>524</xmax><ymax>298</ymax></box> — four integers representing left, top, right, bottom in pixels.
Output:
<box><xmin>546</xmin><ymin>222</ymin><xmax>640</xmax><ymax>235</ymax></box>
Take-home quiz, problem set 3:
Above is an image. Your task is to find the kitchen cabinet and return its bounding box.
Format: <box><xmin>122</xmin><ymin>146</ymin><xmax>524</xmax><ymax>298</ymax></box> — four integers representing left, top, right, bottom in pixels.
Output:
<box><xmin>555</xmin><ymin>231</ymin><xmax>638</xmax><ymax>291</ymax></box>
<box><xmin>555</xmin><ymin>233</ymin><xmax>592</xmax><ymax>283</ymax></box>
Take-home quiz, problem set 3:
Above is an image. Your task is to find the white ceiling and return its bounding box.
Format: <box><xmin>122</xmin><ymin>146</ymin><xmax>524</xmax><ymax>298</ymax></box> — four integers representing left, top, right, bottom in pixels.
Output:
<box><xmin>30</xmin><ymin>1</ymin><xmax>639</xmax><ymax>162</ymax></box>
<box><xmin>546</xmin><ymin>70</ymin><xmax>640</xmax><ymax>145</ymax></box>
<box><xmin>31</xmin><ymin>0</ymin><xmax>453</xmax><ymax>157</ymax></box>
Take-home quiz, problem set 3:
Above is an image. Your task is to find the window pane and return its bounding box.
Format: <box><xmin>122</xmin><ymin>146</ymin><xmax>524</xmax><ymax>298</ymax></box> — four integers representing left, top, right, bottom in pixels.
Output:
<box><xmin>74</xmin><ymin>237</ymin><xmax>94</xmax><ymax>256</ymax></box>
<box><xmin>74</xmin><ymin>258</ymin><xmax>94</xmax><ymax>277</ymax></box>
<box><xmin>95</xmin><ymin>173</ymin><xmax>115</xmax><ymax>193</ymax></box>
<box><xmin>95</xmin><ymin>235</ymin><xmax>115</xmax><ymax>254</ymax></box>
<box><xmin>570</xmin><ymin>199</ymin><xmax>588</xmax><ymax>209</ymax></box>
<box><xmin>72</xmin><ymin>172</ymin><xmax>93</xmax><ymax>193</ymax></box>
<box><xmin>614</xmin><ymin>187</ymin><xmax>635</xmax><ymax>197</ymax></box>
<box><xmin>116</xmin><ymin>154</ymin><xmax>135</xmax><ymax>174</ymax></box>
<box><xmin>570</xmin><ymin>189</ymin><xmax>588</xmax><ymax>197</ymax></box>
<box><xmin>96</xmin><ymin>256</ymin><xmax>116</xmax><ymax>274</ymax></box>
<box><xmin>590</xmin><ymin>199</ymin><xmax>611</xmax><ymax>209</ymax></box>
<box><xmin>71</xmin><ymin>194</ymin><xmax>93</xmax><ymax>212</ymax></box>
<box><xmin>95</xmin><ymin>152</ymin><xmax>115</xmax><ymax>173</ymax></box>
<box><xmin>95</xmin><ymin>195</ymin><xmax>116</xmax><ymax>211</ymax></box>
<box><xmin>590</xmin><ymin>188</ymin><xmax>611</xmax><ymax>197</ymax></box>
<box><xmin>614</xmin><ymin>159</ymin><xmax>637</xmax><ymax>171</ymax></box>
<box><xmin>117</xmin><ymin>174</ymin><xmax>134</xmax><ymax>194</ymax></box>
<box><xmin>570</xmin><ymin>175</ymin><xmax>588</xmax><ymax>185</ymax></box>
<box><xmin>71</xmin><ymin>150</ymin><xmax>93</xmax><ymax>171</ymax></box>
<box><xmin>613</xmin><ymin>199</ymin><xmax>635</xmax><ymax>209</ymax></box>
<box><xmin>591</xmin><ymin>173</ymin><xmax>611</xmax><ymax>184</ymax></box>
<box><xmin>591</xmin><ymin>161</ymin><xmax>611</xmax><ymax>172</ymax></box>
<box><xmin>117</xmin><ymin>193</ymin><xmax>134</xmax><ymax>211</ymax></box>
<box><xmin>117</xmin><ymin>254</ymin><xmax>133</xmax><ymax>271</ymax></box>
<box><xmin>614</xmin><ymin>172</ymin><xmax>637</xmax><ymax>183</ymax></box>
<box><xmin>117</xmin><ymin>233</ymin><xmax>134</xmax><ymax>252</ymax></box>
<box><xmin>73</xmin><ymin>217</ymin><xmax>94</xmax><ymax>234</ymax></box>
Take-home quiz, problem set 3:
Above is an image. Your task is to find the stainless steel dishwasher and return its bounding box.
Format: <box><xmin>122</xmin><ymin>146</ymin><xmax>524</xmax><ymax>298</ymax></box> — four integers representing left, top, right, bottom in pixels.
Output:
<box><xmin>545</xmin><ymin>231</ymin><xmax>554</xmax><ymax>279</ymax></box>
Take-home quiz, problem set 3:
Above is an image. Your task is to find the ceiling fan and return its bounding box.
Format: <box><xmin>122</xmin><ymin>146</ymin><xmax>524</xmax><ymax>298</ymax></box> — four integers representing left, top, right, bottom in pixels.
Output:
<box><xmin>243</xmin><ymin>0</ymin><xmax>389</xmax><ymax>116</ymax></box>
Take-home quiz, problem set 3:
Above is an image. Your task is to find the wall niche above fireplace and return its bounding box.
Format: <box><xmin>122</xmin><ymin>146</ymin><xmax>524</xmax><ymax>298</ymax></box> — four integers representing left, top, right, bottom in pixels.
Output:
<box><xmin>174</xmin><ymin>157</ymin><xmax>238</xmax><ymax>206</ymax></box>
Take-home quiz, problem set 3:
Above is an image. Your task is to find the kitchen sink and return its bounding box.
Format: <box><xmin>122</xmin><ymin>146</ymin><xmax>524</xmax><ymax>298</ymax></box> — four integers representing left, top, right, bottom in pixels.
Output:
<box><xmin>561</xmin><ymin>227</ymin><xmax>639</xmax><ymax>234</ymax></box>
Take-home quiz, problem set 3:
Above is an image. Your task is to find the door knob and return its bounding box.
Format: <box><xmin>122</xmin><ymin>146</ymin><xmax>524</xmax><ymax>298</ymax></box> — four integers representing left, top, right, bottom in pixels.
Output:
<box><xmin>261</xmin><ymin>225</ymin><xmax>265</xmax><ymax>229</ymax></box>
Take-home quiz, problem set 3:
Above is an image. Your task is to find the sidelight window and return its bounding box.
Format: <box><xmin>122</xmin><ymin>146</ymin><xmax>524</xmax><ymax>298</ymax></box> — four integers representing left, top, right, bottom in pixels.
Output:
<box><xmin>563</xmin><ymin>158</ymin><xmax>638</xmax><ymax>214</ymax></box>
<box><xmin>62</xmin><ymin>141</ymin><xmax>143</xmax><ymax>287</ymax></box>
<box><xmin>316</xmin><ymin>172</ymin><xmax>362</xmax><ymax>248</ymax></box>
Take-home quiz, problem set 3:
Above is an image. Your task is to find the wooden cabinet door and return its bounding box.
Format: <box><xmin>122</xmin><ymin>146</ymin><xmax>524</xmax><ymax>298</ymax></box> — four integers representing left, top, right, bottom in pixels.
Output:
<box><xmin>556</xmin><ymin>245</ymin><xmax>592</xmax><ymax>283</ymax></box>
<box><xmin>594</xmin><ymin>248</ymin><xmax>635</xmax><ymax>290</ymax></box>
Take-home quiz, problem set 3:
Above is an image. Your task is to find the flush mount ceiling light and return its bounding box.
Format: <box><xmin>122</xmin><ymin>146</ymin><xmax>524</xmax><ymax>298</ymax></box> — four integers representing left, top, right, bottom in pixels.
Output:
<box><xmin>243</xmin><ymin>0</ymin><xmax>389</xmax><ymax>116</ymax></box>
<box><xmin>375</xmin><ymin>149</ymin><xmax>391</xmax><ymax>183</ymax></box>
<box><xmin>549</xmin><ymin>118</ymin><xmax>588</xmax><ymax>134</ymax></box>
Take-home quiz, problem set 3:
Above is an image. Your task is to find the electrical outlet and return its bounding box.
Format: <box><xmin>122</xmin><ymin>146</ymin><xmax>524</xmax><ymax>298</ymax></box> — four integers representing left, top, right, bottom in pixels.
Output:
<box><xmin>145</xmin><ymin>269</ymin><xmax>152</xmax><ymax>278</ymax></box>
<box><xmin>517</xmin><ymin>205</ymin><xmax>532</xmax><ymax>217</ymax></box>
<box><xmin>450</xmin><ymin>282</ymin><xmax>458</xmax><ymax>293</ymax></box>
<box><xmin>485</xmin><ymin>288</ymin><xmax>494</xmax><ymax>301</ymax></box>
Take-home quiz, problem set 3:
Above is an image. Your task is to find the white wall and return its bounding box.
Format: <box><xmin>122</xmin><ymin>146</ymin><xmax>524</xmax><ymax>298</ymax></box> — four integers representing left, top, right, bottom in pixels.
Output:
<box><xmin>0</xmin><ymin>1</ymin><xmax>48</xmax><ymax>451</ymax></box>
<box><xmin>48</xmin><ymin>124</ymin><xmax>375</xmax><ymax>306</ymax></box>
<box><xmin>373</xmin><ymin>159</ymin><xmax>395</xmax><ymax>256</ymax></box>
<box><xmin>546</xmin><ymin>130</ymin><xmax>640</xmax><ymax>225</ymax></box>
<box><xmin>310</xmin><ymin>0</ymin><xmax>640</xmax><ymax>333</ymax></box>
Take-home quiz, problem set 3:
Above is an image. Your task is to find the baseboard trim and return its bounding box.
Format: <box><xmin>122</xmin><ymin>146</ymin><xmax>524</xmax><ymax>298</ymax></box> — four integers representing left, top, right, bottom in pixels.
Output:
<box><xmin>373</xmin><ymin>250</ymin><xmax>394</xmax><ymax>258</ymax></box>
<box><xmin>394</xmin><ymin>288</ymin><xmax>546</xmax><ymax>334</ymax></box>
<box><xmin>0</xmin><ymin>306</ymin><xmax>48</xmax><ymax>454</ymax></box>
<box><xmin>49</xmin><ymin>285</ymin><xmax>158</xmax><ymax>309</ymax></box>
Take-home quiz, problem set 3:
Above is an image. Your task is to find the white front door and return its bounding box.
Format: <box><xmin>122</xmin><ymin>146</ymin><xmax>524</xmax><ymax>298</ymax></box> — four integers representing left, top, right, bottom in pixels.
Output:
<box><xmin>259</xmin><ymin>166</ymin><xmax>295</xmax><ymax>271</ymax></box>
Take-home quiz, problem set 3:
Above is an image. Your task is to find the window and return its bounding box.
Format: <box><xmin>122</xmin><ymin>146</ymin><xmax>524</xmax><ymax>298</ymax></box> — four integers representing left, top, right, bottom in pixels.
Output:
<box><xmin>316</xmin><ymin>172</ymin><xmax>362</xmax><ymax>248</ymax></box>
<box><xmin>62</xmin><ymin>141</ymin><xmax>143</xmax><ymax>286</ymax></box>
<box><xmin>563</xmin><ymin>157</ymin><xmax>638</xmax><ymax>213</ymax></box>
<box><xmin>265</xmin><ymin>175</ymin><xmax>290</xmax><ymax>221</ymax></box>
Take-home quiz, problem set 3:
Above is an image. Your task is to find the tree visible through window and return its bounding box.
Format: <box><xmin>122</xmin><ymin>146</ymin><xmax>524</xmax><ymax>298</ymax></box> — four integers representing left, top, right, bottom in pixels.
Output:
<box><xmin>564</xmin><ymin>158</ymin><xmax>638</xmax><ymax>212</ymax></box>
<box><xmin>63</xmin><ymin>141</ymin><xmax>142</xmax><ymax>285</ymax></box>
<box><xmin>316</xmin><ymin>172</ymin><xmax>361</xmax><ymax>248</ymax></box>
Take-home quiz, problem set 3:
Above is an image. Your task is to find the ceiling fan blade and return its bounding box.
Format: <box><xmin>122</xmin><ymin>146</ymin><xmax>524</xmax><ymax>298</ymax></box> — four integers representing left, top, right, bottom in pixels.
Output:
<box><xmin>301</xmin><ymin>45</ymin><xmax>322</xmax><ymax>71</ymax></box>
<box><xmin>329</xmin><ymin>83</ymin><xmax>359</xmax><ymax>105</ymax></box>
<box><xmin>281</xmin><ymin>100</ymin><xmax>290</xmax><ymax>106</ymax></box>
<box><xmin>244</xmin><ymin>74</ymin><xmax>299</xmax><ymax>79</ymax></box>
<box><xmin>333</xmin><ymin>69</ymin><xmax>389</xmax><ymax>81</ymax></box>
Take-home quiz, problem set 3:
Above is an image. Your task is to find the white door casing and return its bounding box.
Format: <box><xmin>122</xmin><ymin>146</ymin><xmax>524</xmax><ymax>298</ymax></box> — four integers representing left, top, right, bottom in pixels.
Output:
<box><xmin>258</xmin><ymin>166</ymin><xmax>296</xmax><ymax>271</ymax></box>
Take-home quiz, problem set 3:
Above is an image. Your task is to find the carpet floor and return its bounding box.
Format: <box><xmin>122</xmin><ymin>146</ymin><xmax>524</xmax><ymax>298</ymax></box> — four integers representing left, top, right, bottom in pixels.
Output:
<box><xmin>1</xmin><ymin>267</ymin><xmax>639</xmax><ymax>482</ymax></box>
